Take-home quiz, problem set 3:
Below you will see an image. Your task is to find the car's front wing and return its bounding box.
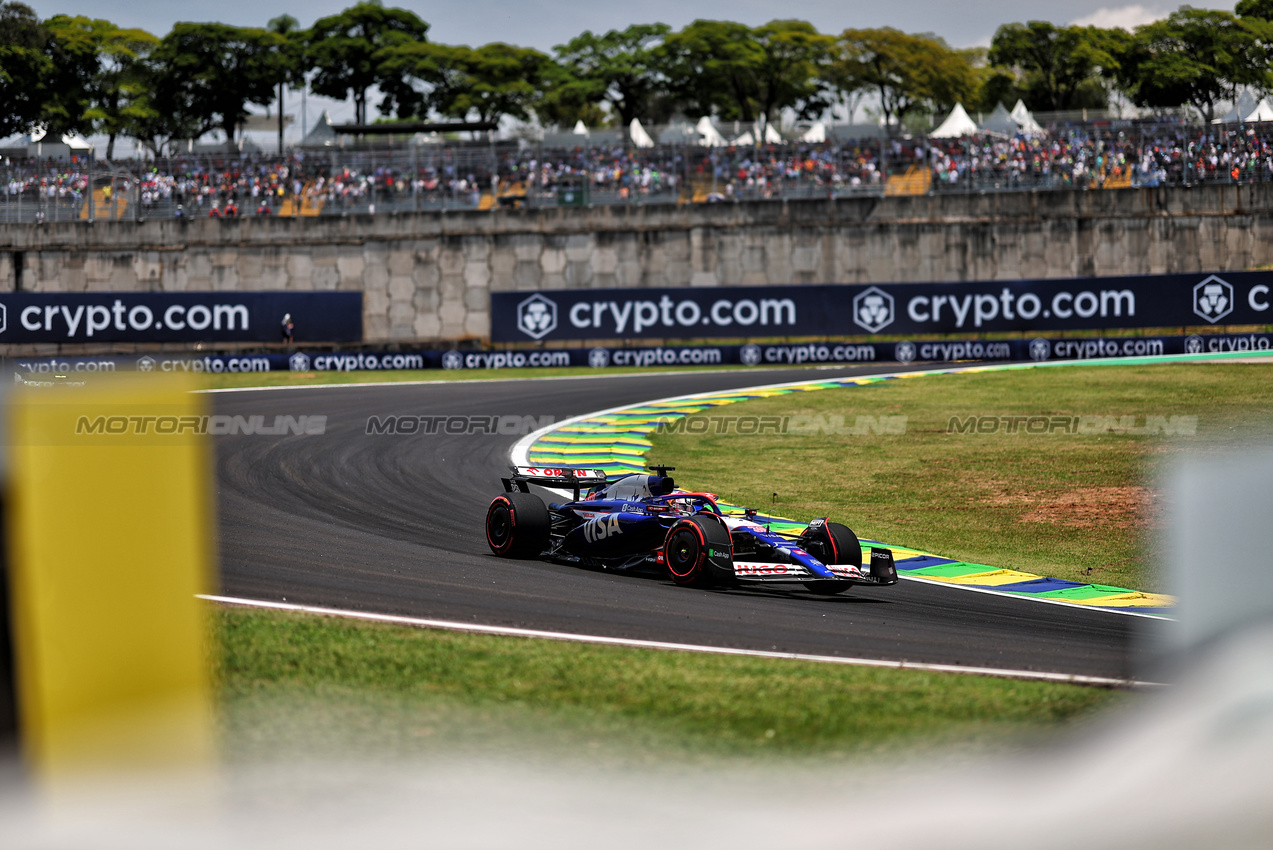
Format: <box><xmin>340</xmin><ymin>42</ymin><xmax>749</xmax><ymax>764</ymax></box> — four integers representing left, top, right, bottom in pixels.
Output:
<box><xmin>731</xmin><ymin>547</ymin><xmax>898</xmax><ymax>586</ymax></box>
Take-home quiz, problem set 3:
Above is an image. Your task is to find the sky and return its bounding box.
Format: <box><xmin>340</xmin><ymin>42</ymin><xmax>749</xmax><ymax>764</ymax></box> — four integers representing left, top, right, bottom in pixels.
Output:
<box><xmin>26</xmin><ymin>0</ymin><xmax>1238</xmax><ymax>52</ymax></box>
<box><xmin>19</xmin><ymin>1</ymin><xmax>1239</xmax><ymax>141</ymax></box>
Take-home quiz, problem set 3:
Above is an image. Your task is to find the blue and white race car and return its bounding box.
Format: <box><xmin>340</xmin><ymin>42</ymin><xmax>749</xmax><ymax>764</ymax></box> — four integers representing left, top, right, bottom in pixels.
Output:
<box><xmin>485</xmin><ymin>465</ymin><xmax>897</xmax><ymax>594</ymax></box>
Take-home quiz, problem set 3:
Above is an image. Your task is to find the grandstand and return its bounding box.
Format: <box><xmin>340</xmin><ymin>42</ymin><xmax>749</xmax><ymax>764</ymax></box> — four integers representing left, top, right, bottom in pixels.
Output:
<box><xmin>6</xmin><ymin>117</ymin><xmax>1273</xmax><ymax>223</ymax></box>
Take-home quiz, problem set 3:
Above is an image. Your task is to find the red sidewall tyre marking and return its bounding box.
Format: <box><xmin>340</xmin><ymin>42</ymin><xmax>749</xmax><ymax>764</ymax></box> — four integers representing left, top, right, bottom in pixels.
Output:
<box><xmin>666</xmin><ymin>521</ymin><xmax>707</xmax><ymax>581</ymax></box>
<box><xmin>486</xmin><ymin>496</ymin><xmax>515</xmax><ymax>554</ymax></box>
<box><xmin>823</xmin><ymin>520</ymin><xmax>839</xmax><ymax>563</ymax></box>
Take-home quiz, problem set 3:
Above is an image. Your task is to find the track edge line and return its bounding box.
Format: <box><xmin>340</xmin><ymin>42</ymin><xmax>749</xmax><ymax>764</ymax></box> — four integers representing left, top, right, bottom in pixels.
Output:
<box><xmin>200</xmin><ymin>594</ymin><xmax>1158</xmax><ymax>689</ymax></box>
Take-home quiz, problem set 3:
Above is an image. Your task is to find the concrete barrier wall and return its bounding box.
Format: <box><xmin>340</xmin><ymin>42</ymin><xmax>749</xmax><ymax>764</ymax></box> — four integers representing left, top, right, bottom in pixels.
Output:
<box><xmin>4</xmin><ymin>183</ymin><xmax>1273</xmax><ymax>343</ymax></box>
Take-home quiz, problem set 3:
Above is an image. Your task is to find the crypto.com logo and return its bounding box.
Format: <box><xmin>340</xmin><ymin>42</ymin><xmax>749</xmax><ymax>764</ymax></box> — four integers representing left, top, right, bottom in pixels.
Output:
<box><xmin>289</xmin><ymin>352</ymin><xmax>312</xmax><ymax>371</ymax></box>
<box><xmin>1193</xmin><ymin>275</ymin><xmax>1234</xmax><ymax>324</ymax></box>
<box><xmin>517</xmin><ymin>294</ymin><xmax>558</xmax><ymax>339</ymax></box>
<box><xmin>0</xmin><ymin>303</ymin><xmax>7</xmax><ymax>334</ymax></box>
<box><xmin>1029</xmin><ymin>339</ymin><xmax>1052</xmax><ymax>361</ymax></box>
<box><xmin>852</xmin><ymin>287</ymin><xmax>894</xmax><ymax>333</ymax></box>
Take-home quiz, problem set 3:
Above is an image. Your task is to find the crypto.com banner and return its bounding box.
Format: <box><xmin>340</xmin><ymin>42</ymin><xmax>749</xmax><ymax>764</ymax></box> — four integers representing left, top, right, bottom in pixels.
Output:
<box><xmin>0</xmin><ymin>291</ymin><xmax>362</xmax><ymax>343</ymax></box>
<box><xmin>490</xmin><ymin>272</ymin><xmax>1273</xmax><ymax>342</ymax></box>
<box><xmin>12</xmin><ymin>333</ymin><xmax>1272</xmax><ymax>380</ymax></box>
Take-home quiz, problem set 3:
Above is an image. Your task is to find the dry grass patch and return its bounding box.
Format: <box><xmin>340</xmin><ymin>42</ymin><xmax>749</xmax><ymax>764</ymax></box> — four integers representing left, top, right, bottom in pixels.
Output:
<box><xmin>983</xmin><ymin>485</ymin><xmax>1157</xmax><ymax>529</ymax></box>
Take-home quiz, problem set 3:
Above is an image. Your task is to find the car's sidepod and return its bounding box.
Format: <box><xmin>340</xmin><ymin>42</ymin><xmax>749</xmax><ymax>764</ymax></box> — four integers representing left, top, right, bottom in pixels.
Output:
<box><xmin>562</xmin><ymin>511</ymin><xmax>668</xmax><ymax>557</ymax></box>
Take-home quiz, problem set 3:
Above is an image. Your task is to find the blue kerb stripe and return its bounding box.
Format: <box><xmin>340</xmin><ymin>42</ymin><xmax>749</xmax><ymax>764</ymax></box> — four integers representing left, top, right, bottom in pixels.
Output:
<box><xmin>991</xmin><ymin>578</ymin><xmax>1090</xmax><ymax>593</ymax></box>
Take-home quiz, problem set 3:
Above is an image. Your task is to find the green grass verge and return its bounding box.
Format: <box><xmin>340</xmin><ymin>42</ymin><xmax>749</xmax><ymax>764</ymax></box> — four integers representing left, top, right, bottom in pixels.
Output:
<box><xmin>218</xmin><ymin>606</ymin><xmax>1120</xmax><ymax>765</ymax></box>
<box><xmin>649</xmin><ymin>362</ymin><xmax>1273</xmax><ymax>590</ymax></box>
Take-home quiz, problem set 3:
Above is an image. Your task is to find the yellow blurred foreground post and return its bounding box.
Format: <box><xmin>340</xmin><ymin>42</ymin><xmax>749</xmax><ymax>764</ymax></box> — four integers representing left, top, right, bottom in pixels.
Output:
<box><xmin>7</xmin><ymin>374</ymin><xmax>214</xmax><ymax>782</ymax></box>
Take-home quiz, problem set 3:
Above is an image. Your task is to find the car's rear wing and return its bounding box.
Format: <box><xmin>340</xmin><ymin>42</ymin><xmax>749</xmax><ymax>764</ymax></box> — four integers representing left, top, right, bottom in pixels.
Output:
<box><xmin>503</xmin><ymin>466</ymin><xmax>608</xmax><ymax>500</ymax></box>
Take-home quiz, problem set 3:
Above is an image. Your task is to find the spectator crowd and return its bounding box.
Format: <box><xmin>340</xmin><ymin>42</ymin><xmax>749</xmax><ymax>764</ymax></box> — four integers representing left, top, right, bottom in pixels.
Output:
<box><xmin>928</xmin><ymin>125</ymin><xmax>1273</xmax><ymax>189</ymax></box>
<box><xmin>6</xmin><ymin>122</ymin><xmax>1273</xmax><ymax>221</ymax></box>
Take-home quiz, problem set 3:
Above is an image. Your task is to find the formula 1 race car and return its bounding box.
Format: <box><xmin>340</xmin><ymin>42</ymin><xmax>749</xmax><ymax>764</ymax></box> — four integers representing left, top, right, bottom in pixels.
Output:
<box><xmin>484</xmin><ymin>465</ymin><xmax>897</xmax><ymax>594</ymax></box>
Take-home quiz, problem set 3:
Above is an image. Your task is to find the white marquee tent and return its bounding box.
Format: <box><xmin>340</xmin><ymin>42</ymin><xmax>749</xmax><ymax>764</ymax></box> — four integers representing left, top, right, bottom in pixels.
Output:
<box><xmin>1219</xmin><ymin>93</ymin><xmax>1273</xmax><ymax>122</ymax></box>
<box><xmin>1248</xmin><ymin>99</ymin><xmax>1273</xmax><ymax>122</ymax></box>
<box><xmin>1217</xmin><ymin>92</ymin><xmax>1260</xmax><ymax>123</ymax></box>
<box><xmin>30</xmin><ymin>127</ymin><xmax>92</xmax><ymax>150</ymax></box>
<box><xmin>695</xmin><ymin>116</ymin><xmax>727</xmax><ymax>147</ymax></box>
<box><xmin>979</xmin><ymin>103</ymin><xmax>1018</xmax><ymax>136</ymax></box>
<box><xmin>0</xmin><ymin>127</ymin><xmax>93</xmax><ymax>157</ymax></box>
<box><xmin>930</xmin><ymin>103</ymin><xmax>978</xmax><ymax>138</ymax></box>
<box><xmin>801</xmin><ymin>121</ymin><xmax>827</xmax><ymax>143</ymax></box>
<box><xmin>300</xmin><ymin>110</ymin><xmax>337</xmax><ymax>147</ymax></box>
<box><xmin>732</xmin><ymin>121</ymin><xmax>783</xmax><ymax>145</ymax></box>
<box><xmin>629</xmin><ymin>118</ymin><xmax>655</xmax><ymax>148</ymax></box>
<box><xmin>1010</xmin><ymin>100</ymin><xmax>1044</xmax><ymax>133</ymax></box>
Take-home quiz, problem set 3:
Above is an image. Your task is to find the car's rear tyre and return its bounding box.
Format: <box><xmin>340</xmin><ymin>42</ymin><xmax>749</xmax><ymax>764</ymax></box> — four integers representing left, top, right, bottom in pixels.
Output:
<box><xmin>664</xmin><ymin>515</ymin><xmax>731</xmax><ymax>587</ymax></box>
<box><xmin>802</xmin><ymin>520</ymin><xmax>862</xmax><ymax>596</ymax></box>
<box><xmin>486</xmin><ymin>492</ymin><xmax>550</xmax><ymax>558</ymax></box>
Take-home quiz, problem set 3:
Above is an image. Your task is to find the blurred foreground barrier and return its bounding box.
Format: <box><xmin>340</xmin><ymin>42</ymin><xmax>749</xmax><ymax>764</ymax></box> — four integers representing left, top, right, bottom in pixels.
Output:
<box><xmin>1165</xmin><ymin>450</ymin><xmax>1273</xmax><ymax>662</ymax></box>
<box><xmin>6</xmin><ymin>374</ymin><xmax>214</xmax><ymax>781</ymax></box>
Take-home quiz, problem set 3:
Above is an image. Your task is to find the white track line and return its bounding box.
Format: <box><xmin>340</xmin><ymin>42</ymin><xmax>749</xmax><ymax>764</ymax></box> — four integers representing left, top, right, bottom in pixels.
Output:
<box><xmin>897</xmin><ymin>575</ymin><xmax>1173</xmax><ymax>620</ymax></box>
<box><xmin>201</xmin><ymin>594</ymin><xmax>1154</xmax><ymax>688</ymax></box>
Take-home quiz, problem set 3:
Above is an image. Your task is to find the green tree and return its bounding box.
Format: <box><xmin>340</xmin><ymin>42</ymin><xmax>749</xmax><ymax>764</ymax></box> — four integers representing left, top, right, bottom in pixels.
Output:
<box><xmin>1121</xmin><ymin>8</ymin><xmax>1269</xmax><ymax>122</ymax></box>
<box><xmin>0</xmin><ymin>1</ymin><xmax>52</xmax><ymax>136</ymax></box>
<box><xmin>267</xmin><ymin>15</ymin><xmax>306</xmax><ymax>152</ymax></box>
<box><xmin>149</xmin><ymin>22</ymin><xmax>284</xmax><ymax>149</ymax></box>
<box><xmin>988</xmin><ymin>22</ymin><xmax>1117</xmax><ymax>112</ymax></box>
<box><xmin>552</xmin><ymin>24</ymin><xmax>669</xmax><ymax>126</ymax></box>
<box><xmin>443</xmin><ymin>43</ymin><xmax>549</xmax><ymax>124</ymax></box>
<box><xmin>305</xmin><ymin>1</ymin><xmax>429</xmax><ymax>125</ymax></box>
<box><xmin>116</xmin><ymin>59</ymin><xmax>201</xmax><ymax>157</ymax></box>
<box><xmin>659</xmin><ymin>19</ymin><xmax>765</xmax><ymax>121</ymax></box>
<box><xmin>379</xmin><ymin>41</ymin><xmax>549</xmax><ymax>125</ymax></box>
<box><xmin>752</xmin><ymin>20</ymin><xmax>835</xmax><ymax>123</ymax></box>
<box><xmin>535</xmin><ymin>60</ymin><xmax>609</xmax><ymax>127</ymax></box>
<box><xmin>660</xmin><ymin>19</ymin><xmax>833</xmax><ymax>124</ymax></box>
<box><xmin>1235</xmin><ymin>0</ymin><xmax>1273</xmax><ymax>97</ymax></box>
<box><xmin>378</xmin><ymin>40</ymin><xmax>493</xmax><ymax>120</ymax></box>
<box><xmin>830</xmin><ymin>28</ymin><xmax>978</xmax><ymax>131</ymax></box>
<box><xmin>1237</xmin><ymin>0</ymin><xmax>1273</xmax><ymax>21</ymax></box>
<box><xmin>39</xmin><ymin>14</ymin><xmax>105</xmax><ymax>138</ymax></box>
<box><xmin>966</xmin><ymin>56</ymin><xmax>1021</xmax><ymax>114</ymax></box>
<box><xmin>78</xmin><ymin>20</ymin><xmax>158</xmax><ymax>159</ymax></box>
<box><xmin>374</xmin><ymin>40</ymin><xmax>457</xmax><ymax>119</ymax></box>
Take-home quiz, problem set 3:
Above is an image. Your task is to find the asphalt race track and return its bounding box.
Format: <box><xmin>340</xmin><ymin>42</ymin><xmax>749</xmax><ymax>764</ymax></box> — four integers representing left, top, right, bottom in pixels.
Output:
<box><xmin>214</xmin><ymin>366</ymin><xmax>1165</xmax><ymax>681</ymax></box>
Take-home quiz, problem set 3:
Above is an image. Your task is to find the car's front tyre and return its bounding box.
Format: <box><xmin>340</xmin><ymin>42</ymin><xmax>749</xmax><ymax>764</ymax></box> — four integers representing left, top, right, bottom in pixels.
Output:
<box><xmin>664</xmin><ymin>515</ymin><xmax>731</xmax><ymax>587</ymax></box>
<box><xmin>801</xmin><ymin>520</ymin><xmax>862</xmax><ymax>595</ymax></box>
<box><xmin>486</xmin><ymin>492</ymin><xmax>550</xmax><ymax>558</ymax></box>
